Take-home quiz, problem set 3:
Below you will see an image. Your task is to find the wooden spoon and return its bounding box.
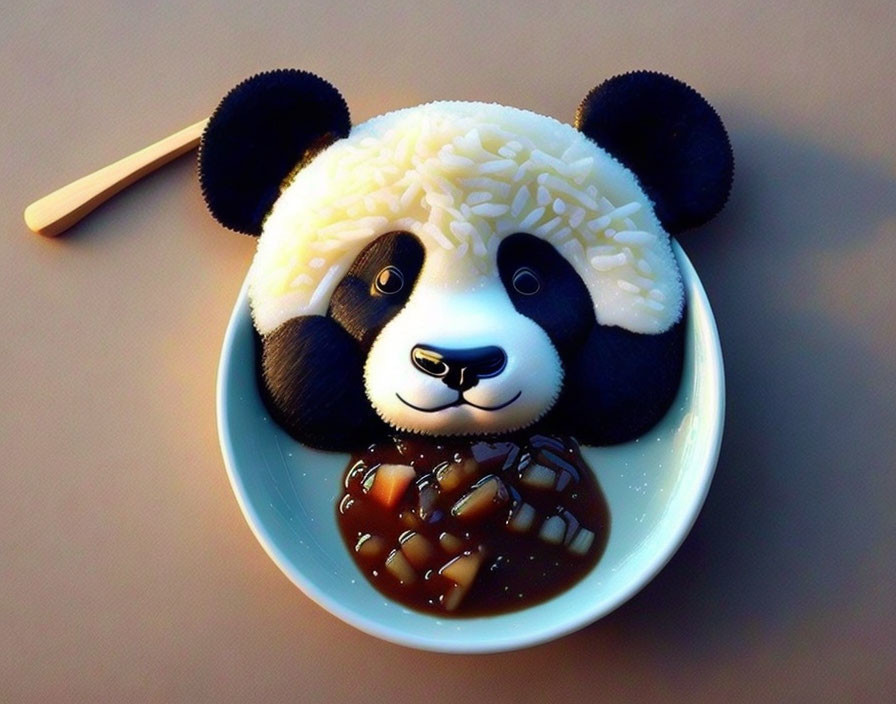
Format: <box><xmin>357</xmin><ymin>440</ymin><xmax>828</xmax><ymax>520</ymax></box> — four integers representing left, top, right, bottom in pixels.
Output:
<box><xmin>24</xmin><ymin>118</ymin><xmax>208</xmax><ymax>237</ymax></box>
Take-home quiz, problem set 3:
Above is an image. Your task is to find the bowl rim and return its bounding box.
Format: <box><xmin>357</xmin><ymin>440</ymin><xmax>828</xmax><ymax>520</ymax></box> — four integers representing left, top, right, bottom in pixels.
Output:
<box><xmin>216</xmin><ymin>240</ymin><xmax>724</xmax><ymax>653</ymax></box>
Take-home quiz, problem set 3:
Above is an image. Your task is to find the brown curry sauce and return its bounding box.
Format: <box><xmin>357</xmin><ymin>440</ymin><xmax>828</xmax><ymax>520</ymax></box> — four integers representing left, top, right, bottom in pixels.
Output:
<box><xmin>337</xmin><ymin>433</ymin><xmax>609</xmax><ymax>615</ymax></box>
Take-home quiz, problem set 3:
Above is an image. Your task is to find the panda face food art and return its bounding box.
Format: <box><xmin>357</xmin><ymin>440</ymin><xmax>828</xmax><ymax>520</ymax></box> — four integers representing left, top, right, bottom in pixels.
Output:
<box><xmin>254</xmin><ymin>99</ymin><xmax>683</xmax><ymax>438</ymax></box>
<box><xmin>200</xmin><ymin>72</ymin><xmax>732</xmax><ymax>449</ymax></box>
<box><xmin>201</xmin><ymin>70</ymin><xmax>732</xmax><ymax>615</ymax></box>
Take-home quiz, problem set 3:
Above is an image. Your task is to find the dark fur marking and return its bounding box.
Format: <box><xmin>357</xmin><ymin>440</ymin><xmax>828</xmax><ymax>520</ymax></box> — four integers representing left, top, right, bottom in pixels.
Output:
<box><xmin>327</xmin><ymin>232</ymin><xmax>426</xmax><ymax>349</ymax></box>
<box><xmin>199</xmin><ymin>69</ymin><xmax>351</xmax><ymax>235</ymax></box>
<box><xmin>260</xmin><ymin>315</ymin><xmax>387</xmax><ymax>450</ymax></box>
<box><xmin>576</xmin><ymin>71</ymin><xmax>733</xmax><ymax>234</ymax></box>
<box><xmin>547</xmin><ymin>310</ymin><xmax>686</xmax><ymax>445</ymax></box>
<box><xmin>498</xmin><ymin>231</ymin><xmax>685</xmax><ymax>444</ymax></box>
<box><xmin>497</xmin><ymin>233</ymin><xmax>595</xmax><ymax>359</ymax></box>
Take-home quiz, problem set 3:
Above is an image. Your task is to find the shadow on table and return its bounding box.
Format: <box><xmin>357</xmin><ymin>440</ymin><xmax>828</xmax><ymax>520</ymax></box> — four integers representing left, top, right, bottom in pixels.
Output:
<box><xmin>579</xmin><ymin>116</ymin><xmax>896</xmax><ymax>653</ymax></box>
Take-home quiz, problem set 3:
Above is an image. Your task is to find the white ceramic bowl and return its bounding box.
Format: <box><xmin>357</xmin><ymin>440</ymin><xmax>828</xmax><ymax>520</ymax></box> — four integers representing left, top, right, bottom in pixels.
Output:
<box><xmin>217</xmin><ymin>241</ymin><xmax>724</xmax><ymax>653</ymax></box>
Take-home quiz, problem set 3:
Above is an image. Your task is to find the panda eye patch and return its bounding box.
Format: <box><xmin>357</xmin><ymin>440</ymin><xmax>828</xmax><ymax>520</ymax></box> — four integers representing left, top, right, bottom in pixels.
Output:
<box><xmin>327</xmin><ymin>231</ymin><xmax>425</xmax><ymax>348</ymax></box>
<box><xmin>373</xmin><ymin>265</ymin><xmax>404</xmax><ymax>295</ymax></box>
<box><xmin>512</xmin><ymin>267</ymin><xmax>540</xmax><ymax>295</ymax></box>
<box><xmin>498</xmin><ymin>232</ymin><xmax>595</xmax><ymax>356</ymax></box>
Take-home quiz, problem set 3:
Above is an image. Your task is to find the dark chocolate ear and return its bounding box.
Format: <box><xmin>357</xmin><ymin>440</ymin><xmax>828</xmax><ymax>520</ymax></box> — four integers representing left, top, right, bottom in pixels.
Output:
<box><xmin>199</xmin><ymin>69</ymin><xmax>350</xmax><ymax>235</ymax></box>
<box><xmin>575</xmin><ymin>71</ymin><xmax>733</xmax><ymax>234</ymax></box>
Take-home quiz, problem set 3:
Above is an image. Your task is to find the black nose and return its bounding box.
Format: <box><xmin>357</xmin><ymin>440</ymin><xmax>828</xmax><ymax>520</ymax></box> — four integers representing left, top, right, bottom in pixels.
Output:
<box><xmin>411</xmin><ymin>344</ymin><xmax>507</xmax><ymax>392</ymax></box>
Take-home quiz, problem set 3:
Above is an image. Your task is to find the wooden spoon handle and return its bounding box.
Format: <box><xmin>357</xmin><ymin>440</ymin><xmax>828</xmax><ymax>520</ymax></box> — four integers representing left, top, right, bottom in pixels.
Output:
<box><xmin>24</xmin><ymin>118</ymin><xmax>209</xmax><ymax>237</ymax></box>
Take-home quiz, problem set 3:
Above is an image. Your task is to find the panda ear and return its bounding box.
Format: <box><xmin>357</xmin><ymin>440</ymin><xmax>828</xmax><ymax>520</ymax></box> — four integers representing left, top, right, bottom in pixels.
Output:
<box><xmin>199</xmin><ymin>69</ymin><xmax>351</xmax><ymax>235</ymax></box>
<box><xmin>575</xmin><ymin>71</ymin><xmax>733</xmax><ymax>234</ymax></box>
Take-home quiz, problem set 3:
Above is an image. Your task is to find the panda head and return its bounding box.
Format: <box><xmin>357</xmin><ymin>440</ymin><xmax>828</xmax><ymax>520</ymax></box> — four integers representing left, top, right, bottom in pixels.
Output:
<box><xmin>200</xmin><ymin>70</ymin><xmax>733</xmax><ymax>451</ymax></box>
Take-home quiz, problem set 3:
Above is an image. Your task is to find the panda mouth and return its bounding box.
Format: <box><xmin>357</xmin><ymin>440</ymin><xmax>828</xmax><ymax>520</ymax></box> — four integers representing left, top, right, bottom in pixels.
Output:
<box><xmin>395</xmin><ymin>391</ymin><xmax>522</xmax><ymax>413</ymax></box>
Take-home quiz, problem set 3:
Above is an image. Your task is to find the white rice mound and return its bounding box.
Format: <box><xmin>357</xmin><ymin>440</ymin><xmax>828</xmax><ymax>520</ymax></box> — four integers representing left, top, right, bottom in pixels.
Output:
<box><xmin>248</xmin><ymin>101</ymin><xmax>683</xmax><ymax>336</ymax></box>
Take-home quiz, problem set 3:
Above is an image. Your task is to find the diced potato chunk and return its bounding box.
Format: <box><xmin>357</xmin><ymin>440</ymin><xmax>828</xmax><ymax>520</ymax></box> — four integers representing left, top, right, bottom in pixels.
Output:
<box><xmin>400</xmin><ymin>531</ymin><xmax>434</xmax><ymax>568</ymax></box>
<box><xmin>439</xmin><ymin>551</ymin><xmax>484</xmax><ymax>611</ymax></box>
<box><xmin>554</xmin><ymin>470</ymin><xmax>572</xmax><ymax>492</ymax></box>
<box><xmin>440</xmin><ymin>551</ymin><xmax>483</xmax><ymax>586</ymax></box>
<box><xmin>399</xmin><ymin>510</ymin><xmax>422</xmax><ymax>529</ymax></box>
<box><xmin>507</xmin><ymin>503</ymin><xmax>536</xmax><ymax>532</ymax></box>
<box><xmin>435</xmin><ymin>458</ymin><xmax>478</xmax><ymax>491</ymax></box>
<box><xmin>529</xmin><ymin>434</ymin><xmax>567</xmax><ymax>453</ymax></box>
<box><xmin>367</xmin><ymin>464</ymin><xmax>416</xmax><ymax>508</ymax></box>
<box><xmin>355</xmin><ymin>533</ymin><xmax>388</xmax><ymax>559</ymax></box>
<box><xmin>559</xmin><ymin>509</ymin><xmax>580</xmax><ymax>544</ymax></box>
<box><xmin>539</xmin><ymin>515</ymin><xmax>566</xmax><ymax>544</ymax></box>
<box><xmin>520</xmin><ymin>462</ymin><xmax>556</xmax><ymax>489</ymax></box>
<box><xmin>537</xmin><ymin>449</ymin><xmax>579</xmax><ymax>491</ymax></box>
<box><xmin>416</xmin><ymin>480</ymin><xmax>440</xmax><ymax>521</ymax></box>
<box><xmin>470</xmin><ymin>441</ymin><xmax>517</xmax><ymax>473</ymax></box>
<box><xmin>441</xmin><ymin>584</ymin><xmax>466</xmax><ymax>612</ymax></box>
<box><xmin>360</xmin><ymin>468</ymin><xmax>376</xmax><ymax>493</ymax></box>
<box><xmin>450</xmin><ymin>475</ymin><xmax>508</xmax><ymax>521</ymax></box>
<box><xmin>439</xmin><ymin>532</ymin><xmax>464</xmax><ymax>553</ymax></box>
<box><xmin>385</xmin><ymin>549</ymin><xmax>417</xmax><ymax>584</ymax></box>
<box><xmin>537</xmin><ymin>449</ymin><xmax>578</xmax><ymax>475</ymax></box>
<box><xmin>568</xmin><ymin>528</ymin><xmax>595</xmax><ymax>555</ymax></box>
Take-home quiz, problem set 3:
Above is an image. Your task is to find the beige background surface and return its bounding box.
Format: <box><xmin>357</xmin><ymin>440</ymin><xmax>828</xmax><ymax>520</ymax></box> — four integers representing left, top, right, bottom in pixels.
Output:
<box><xmin>2</xmin><ymin>1</ymin><xmax>895</xmax><ymax>701</ymax></box>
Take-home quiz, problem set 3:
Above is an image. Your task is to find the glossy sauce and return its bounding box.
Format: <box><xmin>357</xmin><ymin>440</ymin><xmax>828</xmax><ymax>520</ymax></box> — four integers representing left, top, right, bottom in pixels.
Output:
<box><xmin>337</xmin><ymin>434</ymin><xmax>609</xmax><ymax>615</ymax></box>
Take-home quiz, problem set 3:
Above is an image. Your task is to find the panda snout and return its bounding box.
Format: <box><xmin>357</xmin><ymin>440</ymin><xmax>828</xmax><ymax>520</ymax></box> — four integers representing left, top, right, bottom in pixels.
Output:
<box><xmin>411</xmin><ymin>344</ymin><xmax>507</xmax><ymax>393</ymax></box>
<box><xmin>364</xmin><ymin>278</ymin><xmax>564</xmax><ymax>435</ymax></box>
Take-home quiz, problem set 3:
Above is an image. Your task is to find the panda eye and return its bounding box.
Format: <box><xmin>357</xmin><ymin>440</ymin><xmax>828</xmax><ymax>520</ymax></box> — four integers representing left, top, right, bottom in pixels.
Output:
<box><xmin>373</xmin><ymin>265</ymin><xmax>405</xmax><ymax>295</ymax></box>
<box><xmin>512</xmin><ymin>267</ymin><xmax>541</xmax><ymax>295</ymax></box>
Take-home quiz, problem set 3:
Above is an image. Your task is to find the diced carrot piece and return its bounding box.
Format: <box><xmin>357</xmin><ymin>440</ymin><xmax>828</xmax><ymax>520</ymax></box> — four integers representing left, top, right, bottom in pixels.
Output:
<box><xmin>367</xmin><ymin>463</ymin><xmax>416</xmax><ymax>508</ymax></box>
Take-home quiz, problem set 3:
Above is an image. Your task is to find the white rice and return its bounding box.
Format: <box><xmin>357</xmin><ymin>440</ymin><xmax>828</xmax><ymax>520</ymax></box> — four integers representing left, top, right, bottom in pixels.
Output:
<box><xmin>249</xmin><ymin>101</ymin><xmax>683</xmax><ymax>335</ymax></box>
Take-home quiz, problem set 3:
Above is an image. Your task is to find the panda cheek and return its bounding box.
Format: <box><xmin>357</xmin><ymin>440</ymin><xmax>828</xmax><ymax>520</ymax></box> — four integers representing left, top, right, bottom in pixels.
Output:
<box><xmin>362</xmin><ymin>295</ymin><xmax>565</xmax><ymax>436</ymax></box>
<box><xmin>463</xmin><ymin>335</ymin><xmax>565</xmax><ymax>424</ymax></box>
